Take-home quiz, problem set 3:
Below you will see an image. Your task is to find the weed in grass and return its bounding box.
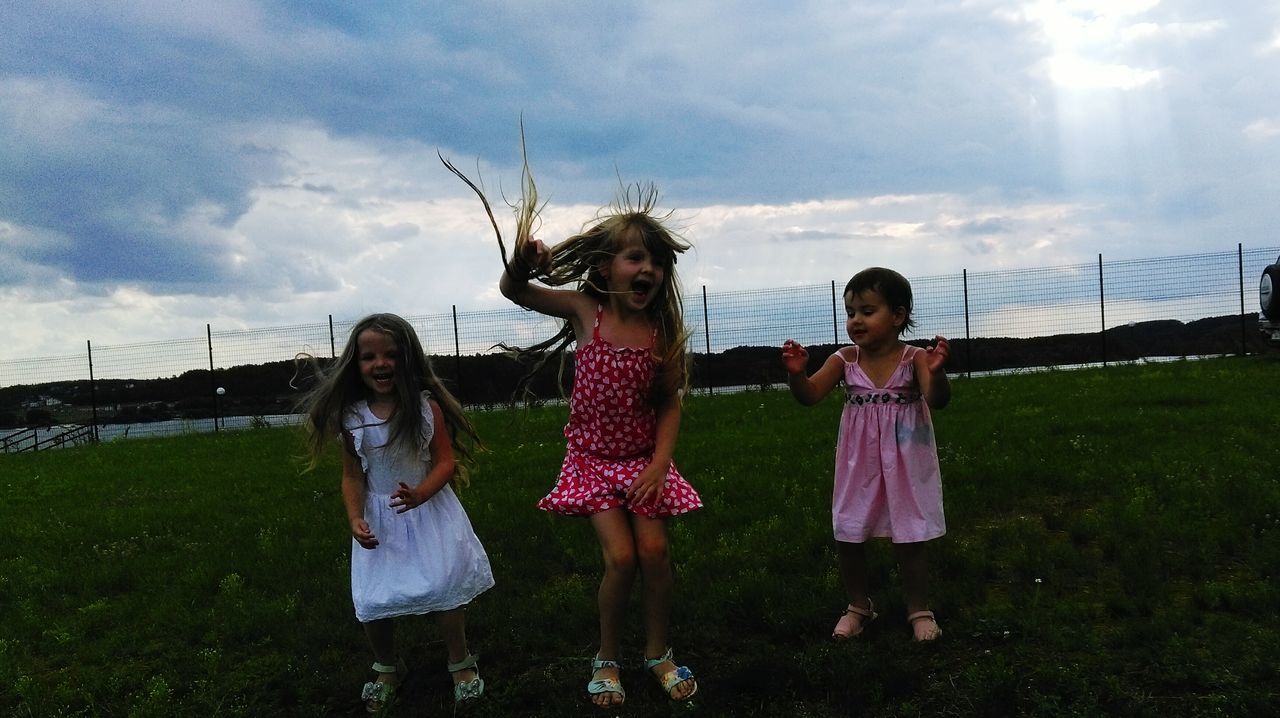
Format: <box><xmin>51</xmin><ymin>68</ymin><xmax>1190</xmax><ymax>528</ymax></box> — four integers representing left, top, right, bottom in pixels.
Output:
<box><xmin>128</xmin><ymin>675</ymin><xmax>175</xmax><ymax>718</ymax></box>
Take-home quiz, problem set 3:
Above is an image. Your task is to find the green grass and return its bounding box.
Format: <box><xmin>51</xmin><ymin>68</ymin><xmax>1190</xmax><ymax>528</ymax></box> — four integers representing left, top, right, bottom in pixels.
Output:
<box><xmin>3</xmin><ymin>356</ymin><xmax>1279</xmax><ymax>716</ymax></box>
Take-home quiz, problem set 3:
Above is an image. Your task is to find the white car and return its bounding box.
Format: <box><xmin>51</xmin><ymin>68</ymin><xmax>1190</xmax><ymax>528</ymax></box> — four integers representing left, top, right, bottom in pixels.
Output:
<box><xmin>1262</xmin><ymin>254</ymin><xmax>1280</xmax><ymax>345</ymax></box>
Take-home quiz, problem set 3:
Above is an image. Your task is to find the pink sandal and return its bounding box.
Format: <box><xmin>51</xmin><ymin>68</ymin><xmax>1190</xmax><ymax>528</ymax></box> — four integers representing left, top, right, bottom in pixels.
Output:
<box><xmin>832</xmin><ymin>599</ymin><xmax>877</xmax><ymax>639</ymax></box>
<box><xmin>908</xmin><ymin>610</ymin><xmax>942</xmax><ymax>642</ymax></box>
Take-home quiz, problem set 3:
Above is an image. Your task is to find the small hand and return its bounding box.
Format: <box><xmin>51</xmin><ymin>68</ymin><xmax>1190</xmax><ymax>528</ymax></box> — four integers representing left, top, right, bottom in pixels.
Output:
<box><xmin>925</xmin><ymin>336</ymin><xmax>950</xmax><ymax>373</ymax></box>
<box><xmin>516</xmin><ymin>238</ymin><xmax>552</xmax><ymax>275</ymax></box>
<box><xmin>389</xmin><ymin>481</ymin><xmax>422</xmax><ymax>514</ymax></box>
<box><xmin>781</xmin><ymin>339</ymin><xmax>810</xmax><ymax>376</ymax></box>
<box><xmin>626</xmin><ymin>461</ymin><xmax>667</xmax><ymax>506</ymax></box>
<box><xmin>351</xmin><ymin>518</ymin><xmax>379</xmax><ymax>549</ymax></box>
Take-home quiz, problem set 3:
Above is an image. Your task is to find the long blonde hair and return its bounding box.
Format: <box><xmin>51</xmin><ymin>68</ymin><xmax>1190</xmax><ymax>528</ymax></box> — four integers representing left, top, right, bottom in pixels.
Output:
<box><xmin>518</xmin><ymin>184</ymin><xmax>691</xmax><ymax>402</ymax></box>
<box><xmin>443</xmin><ymin>144</ymin><xmax>691</xmax><ymax>404</ymax></box>
<box><xmin>295</xmin><ymin>313</ymin><xmax>479</xmax><ymax>484</ymax></box>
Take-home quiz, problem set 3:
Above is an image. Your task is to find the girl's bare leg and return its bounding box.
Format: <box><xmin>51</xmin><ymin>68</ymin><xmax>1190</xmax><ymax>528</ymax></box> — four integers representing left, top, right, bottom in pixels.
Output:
<box><xmin>892</xmin><ymin>541</ymin><xmax>940</xmax><ymax>640</ymax></box>
<box><xmin>633</xmin><ymin>514</ymin><xmax>695</xmax><ymax>700</ymax></box>
<box><xmin>836</xmin><ymin>541</ymin><xmax>871</xmax><ymax>605</ymax></box>
<box><xmin>631</xmin><ymin>515</ymin><xmax>673</xmax><ymax>659</ymax></box>
<box><xmin>836</xmin><ymin>541</ymin><xmax>874</xmax><ymax>629</ymax></box>
<box><xmin>587</xmin><ymin>508</ymin><xmax>637</xmax><ymax>707</ymax></box>
<box><xmin>363</xmin><ymin>616</ymin><xmax>396</xmax><ymax>670</ymax></box>
<box><xmin>358</xmin><ymin>614</ymin><xmax>401</xmax><ymax>706</ymax></box>
<box><xmin>435</xmin><ymin>608</ymin><xmax>477</xmax><ymax>685</ymax></box>
<box><xmin>891</xmin><ymin>541</ymin><xmax>930</xmax><ymax>613</ymax></box>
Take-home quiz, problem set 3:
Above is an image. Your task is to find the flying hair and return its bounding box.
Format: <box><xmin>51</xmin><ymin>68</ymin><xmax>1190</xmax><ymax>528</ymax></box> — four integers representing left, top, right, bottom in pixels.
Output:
<box><xmin>441</xmin><ymin>131</ymin><xmax>692</xmax><ymax>404</ymax></box>
<box><xmin>438</xmin><ymin>120</ymin><xmax>545</xmax><ymax>286</ymax></box>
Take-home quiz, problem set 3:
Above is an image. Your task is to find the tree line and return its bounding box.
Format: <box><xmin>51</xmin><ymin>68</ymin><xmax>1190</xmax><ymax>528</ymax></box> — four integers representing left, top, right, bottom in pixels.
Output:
<box><xmin>1</xmin><ymin>313</ymin><xmax>1266</xmax><ymax>429</ymax></box>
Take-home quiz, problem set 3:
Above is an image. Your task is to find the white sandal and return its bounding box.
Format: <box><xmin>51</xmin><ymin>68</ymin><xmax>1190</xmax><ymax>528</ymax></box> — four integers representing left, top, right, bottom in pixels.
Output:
<box><xmin>586</xmin><ymin>655</ymin><xmax>626</xmax><ymax>708</ymax></box>
<box><xmin>361</xmin><ymin>659</ymin><xmax>406</xmax><ymax>714</ymax></box>
<box><xmin>644</xmin><ymin>647</ymin><xmax>697</xmax><ymax>702</ymax></box>
<box><xmin>447</xmin><ymin>653</ymin><xmax>485</xmax><ymax>704</ymax></box>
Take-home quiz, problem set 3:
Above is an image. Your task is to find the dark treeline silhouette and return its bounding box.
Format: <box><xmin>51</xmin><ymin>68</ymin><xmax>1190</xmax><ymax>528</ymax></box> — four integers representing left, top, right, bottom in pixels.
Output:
<box><xmin>0</xmin><ymin>313</ymin><xmax>1269</xmax><ymax>430</ymax></box>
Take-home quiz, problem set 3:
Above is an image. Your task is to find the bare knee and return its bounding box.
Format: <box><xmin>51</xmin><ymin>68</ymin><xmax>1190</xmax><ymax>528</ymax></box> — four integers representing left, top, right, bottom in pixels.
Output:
<box><xmin>635</xmin><ymin>533</ymin><xmax>670</xmax><ymax>571</ymax></box>
<box><xmin>601</xmin><ymin>545</ymin><xmax>638</xmax><ymax>578</ymax></box>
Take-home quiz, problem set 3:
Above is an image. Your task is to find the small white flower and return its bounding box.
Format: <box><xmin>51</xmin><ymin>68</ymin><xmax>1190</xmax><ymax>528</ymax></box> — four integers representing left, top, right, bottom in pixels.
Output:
<box><xmin>1035</xmin><ymin>578</ymin><xmax>1043</xmax><ymax>584</ymax></box>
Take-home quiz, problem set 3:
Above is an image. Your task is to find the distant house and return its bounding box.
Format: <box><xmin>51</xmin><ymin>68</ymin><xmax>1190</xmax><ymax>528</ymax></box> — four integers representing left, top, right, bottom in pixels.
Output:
<box><xmin>21</xmin><ymin>396</ymin><xmax>64</xmax><ymax>409</ymax></box>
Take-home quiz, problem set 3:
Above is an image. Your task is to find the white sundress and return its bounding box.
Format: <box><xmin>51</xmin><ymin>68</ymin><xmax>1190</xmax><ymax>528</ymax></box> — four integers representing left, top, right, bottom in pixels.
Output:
<box><xmin>344</xmin><ymin>393</ymin><xmax>494</xmax><ymax>623</ymax></box>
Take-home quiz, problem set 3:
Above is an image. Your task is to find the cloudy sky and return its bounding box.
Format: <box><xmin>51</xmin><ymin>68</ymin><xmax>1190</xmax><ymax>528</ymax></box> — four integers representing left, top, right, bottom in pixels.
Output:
<box><xmin>3</xmin><ymin>0</ymin><xmax>1278</xmax><ymax>358</ymax></box>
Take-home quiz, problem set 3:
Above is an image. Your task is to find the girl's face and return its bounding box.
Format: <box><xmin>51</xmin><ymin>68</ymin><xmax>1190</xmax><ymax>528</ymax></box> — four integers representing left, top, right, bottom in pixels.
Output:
<box><xmin>600</xmin><ymin>230</ymin><xmax>665</xmax><ymax>312</ymax></box>
<box><xmin>845</xmin><ymin>289</ymin><xmax>906</xmax><ymax>349</ymax></box>
<box><xmin>356</xmin><ymin>329</ymin><xmax>399</xmax><ymax>397</ymax></box>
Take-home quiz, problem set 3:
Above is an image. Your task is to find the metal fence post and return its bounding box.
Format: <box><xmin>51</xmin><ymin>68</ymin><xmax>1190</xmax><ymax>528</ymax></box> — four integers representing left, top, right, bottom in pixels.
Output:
<box><xmin>1098</xmin><ymin>254</ymin><xmax>1107</xmax><ymax>367</ymax></box>
<box><xmin>1238</xmin><ymin>243</ymin><xmax>1247</xmax><ymax>356</ymax></box>
<box><xmin>87</xmin><ymin>340</ymin><xmax>99</xmax><ymax>442</ymax></box>
<box><xmin>831</xmin><ymin>280</ymin><xmax>839</xmax><ymax>344</ymax></box>
<box><xmin>702</xmin><ymin>285</ymin><xmax>713</xmax><ymax>396</ymax></box>
<box><xmin>329</xmin><ymin>314</ymin><xmax>336</xmax><ymax>359</ymax></box>
<box><xmin>962</xmin><ymin>269</ymin><xmax>971</xmax><ymax>379</ymax></box>
<box><xmin>452</xmin><ymin>305</ymin><xmax>464</xmax><ymax>403</ymax></box>
<box><xmin>208</xmin><ymin>323</ymin><xmax>219</xmax><ymax>432</ymax></box>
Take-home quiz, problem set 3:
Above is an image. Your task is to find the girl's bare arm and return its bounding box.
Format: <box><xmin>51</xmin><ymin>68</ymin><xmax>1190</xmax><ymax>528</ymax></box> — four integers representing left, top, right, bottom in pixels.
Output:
<box><xmin>783</xmin><ymin>341</ymin><xmax>848</xmax><ymax>406</ymax></box>
<box><xmin>390</xmin><ymin>401</ymin><xmax>456</xmax><ymax>512</ymax></box>
<box><xmin>915</xmin><ymin>336</ymin><xmax>951</xmax><ymax>409</ymax></box>
<box><xmin>340</xmin><ymin>432</ymin><xmax>378</xmax><ymax>548</ymax></box>
<box><xmin>499</xmin><ymin>239</ymin><xmax>595</xmax><ymax>337</ymax></box>
<box><xmin>626</xmin><ymin>391</ymin><xmax>682</xmax><ymax>505</ymax></box>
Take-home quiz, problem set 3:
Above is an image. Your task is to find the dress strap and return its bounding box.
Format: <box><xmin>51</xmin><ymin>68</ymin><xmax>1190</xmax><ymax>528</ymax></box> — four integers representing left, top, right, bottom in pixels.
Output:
<box><xmin>592</xmin><ymin>305</ymin><xmax>603</xmax><ymax>341</ymax></box>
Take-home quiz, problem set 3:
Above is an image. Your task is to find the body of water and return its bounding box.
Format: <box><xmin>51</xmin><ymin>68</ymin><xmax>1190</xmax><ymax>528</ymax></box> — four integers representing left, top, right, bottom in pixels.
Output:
<box><xmin>1</xmin><ymin>413</ymin><xmax>306</xmax><ymax>452</ymax></box>
<box><xmin>0</xmin><ymin>354</ymin><xmax>1226</xmax><ymax>453</ymax></box>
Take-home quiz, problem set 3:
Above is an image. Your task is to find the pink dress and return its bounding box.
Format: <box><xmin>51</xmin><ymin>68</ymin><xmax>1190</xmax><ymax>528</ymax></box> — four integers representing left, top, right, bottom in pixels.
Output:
<box><xmin>832</xmin><ymin>345</ymin><xmax>945</xmax><ymax>543</ymax></box>
<box><xmin>537</xmin><ymin>308</ymin><xmax>702</xmax><ymax>518</ymax></box>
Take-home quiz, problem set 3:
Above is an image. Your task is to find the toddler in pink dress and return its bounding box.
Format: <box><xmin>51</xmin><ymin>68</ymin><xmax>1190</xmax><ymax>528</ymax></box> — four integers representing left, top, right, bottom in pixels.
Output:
<box><xmin>833</xmin><ymin>344</ymin><xmax>945</xmax><ymax>544</ymax></box>
<box><xmin>782</xmin><ymin>267</ymin><xmax>952</xmax><ymax>643</ymax></box>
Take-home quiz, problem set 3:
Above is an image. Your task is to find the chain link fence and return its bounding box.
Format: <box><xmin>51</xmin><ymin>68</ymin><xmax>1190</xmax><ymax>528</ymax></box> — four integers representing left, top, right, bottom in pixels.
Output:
<box><xmin>2</xmin><ymin>244</ymin><xmax>1276</xmax><ymax>450</ymax></box>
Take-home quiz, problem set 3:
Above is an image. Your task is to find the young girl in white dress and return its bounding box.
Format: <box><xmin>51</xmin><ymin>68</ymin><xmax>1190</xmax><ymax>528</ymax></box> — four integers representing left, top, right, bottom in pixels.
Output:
<box><xmin>300</xmin><ymin>313</ymin><xmax>494</xmax><ymax>713</ymax></box>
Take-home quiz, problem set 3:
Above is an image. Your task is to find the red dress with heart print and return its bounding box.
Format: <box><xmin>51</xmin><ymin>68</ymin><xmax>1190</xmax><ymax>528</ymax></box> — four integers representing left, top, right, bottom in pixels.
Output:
<box><xmin>537</xmin><ymin>307</ymin><xmax>702</xmax><ymax>518</ymax></box>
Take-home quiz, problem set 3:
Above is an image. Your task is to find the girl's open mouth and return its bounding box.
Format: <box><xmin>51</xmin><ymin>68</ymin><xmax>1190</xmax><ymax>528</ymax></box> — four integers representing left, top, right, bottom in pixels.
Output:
<box><xmin>631</xmin><ymin>277</ymin><xmax>654</xmax><ymax>298</ymax></box>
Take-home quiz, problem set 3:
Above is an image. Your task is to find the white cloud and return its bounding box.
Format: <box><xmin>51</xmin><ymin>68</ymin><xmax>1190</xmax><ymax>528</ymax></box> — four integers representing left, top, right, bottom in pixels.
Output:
<box><xmin>0</xmin><ymin>0</ymin><xmax>1277</xmax><ymax>363</ymax></box>
<box><xmin>1046</xmin><ymin>56</ymin><xmax>1161</xmax><ymax>90</ymax></box>
<box><xmin>1244</xmin><ymin>119</ymin><xmax>1280</xmax><ymax>141</ymax></box>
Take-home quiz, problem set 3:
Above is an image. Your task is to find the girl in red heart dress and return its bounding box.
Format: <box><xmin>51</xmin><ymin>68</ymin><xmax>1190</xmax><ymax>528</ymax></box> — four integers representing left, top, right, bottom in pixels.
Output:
<box><xmin>498</xmin><ymin>183</ymin><xmax>701</xmax><ymax>709</ymax></box>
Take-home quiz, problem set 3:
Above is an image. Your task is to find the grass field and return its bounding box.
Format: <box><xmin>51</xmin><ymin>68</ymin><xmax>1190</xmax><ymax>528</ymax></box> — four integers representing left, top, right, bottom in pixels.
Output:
<box><xmin>3</xmin><ymin>356</ymin><xmax>1279</xmax><ymax>717</ymax></box>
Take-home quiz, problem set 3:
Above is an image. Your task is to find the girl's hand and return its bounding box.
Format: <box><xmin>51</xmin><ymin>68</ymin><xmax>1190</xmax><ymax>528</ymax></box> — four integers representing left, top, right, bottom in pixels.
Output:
<box><xmin>781</xmin><ymin>339</ymin><xmax>810</xmax><ymax>376</ymax></box>
<box><xmin>515</xmin><ymin>238</ymin><xmax>552</xmax><ymax>276</ymax></box>
<box><xmin>390</xmin><ymin>481</ymin><xmax>423</xmax><ymax>514</ymax></box>
<box><xmin>924</xmin><ymin>336</ymin><xmax>950</xmax><ymax>373</ymax></box>
<box><xmin>626</xmin><ymin>461</ymin><xmax>668</xmax><ymax>507</ymax></box>
<box><xmin>350</xmin><ymin>518</ymin><xmax>378</xmax><ymax>549</ymax></box>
